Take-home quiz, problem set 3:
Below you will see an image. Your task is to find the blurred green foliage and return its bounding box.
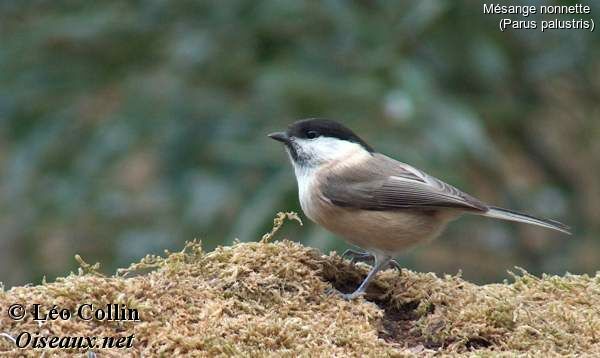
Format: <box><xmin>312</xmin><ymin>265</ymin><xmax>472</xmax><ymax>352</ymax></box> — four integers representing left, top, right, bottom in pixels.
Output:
<box><xmin>1</xmin><ymin>1</ymin><xmax>598</xmax><ymax>287</ymax></box>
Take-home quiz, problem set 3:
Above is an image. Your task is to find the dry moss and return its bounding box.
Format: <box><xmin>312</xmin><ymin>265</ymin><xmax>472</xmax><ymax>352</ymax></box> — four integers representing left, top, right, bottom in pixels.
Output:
<box><xmin>1</xmin><ymin>214</ymin><xmax>599</xmax><ymax>357</ymax></box>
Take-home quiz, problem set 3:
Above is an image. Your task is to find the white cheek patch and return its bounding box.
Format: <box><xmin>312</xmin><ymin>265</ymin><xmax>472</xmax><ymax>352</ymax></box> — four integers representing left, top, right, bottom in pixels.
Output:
<box><xmin>295</xmin><ymin>137</ymin><xmax>365</xmax><ymax>164</ymax></box>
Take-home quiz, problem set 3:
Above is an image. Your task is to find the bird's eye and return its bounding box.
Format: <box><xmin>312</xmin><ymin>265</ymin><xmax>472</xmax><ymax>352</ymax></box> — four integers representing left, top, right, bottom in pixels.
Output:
<box><xmin>306</xmin><ymin>130</ymin><xmax>319</xmax><ymax>139</ymax></box>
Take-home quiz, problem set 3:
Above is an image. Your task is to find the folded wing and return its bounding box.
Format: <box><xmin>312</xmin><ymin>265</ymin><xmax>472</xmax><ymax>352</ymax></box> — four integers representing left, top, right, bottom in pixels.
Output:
<box><xmin>322</xmin><ymin>153</ymin><xmax>488</xmax><ymax>212</ymax></box>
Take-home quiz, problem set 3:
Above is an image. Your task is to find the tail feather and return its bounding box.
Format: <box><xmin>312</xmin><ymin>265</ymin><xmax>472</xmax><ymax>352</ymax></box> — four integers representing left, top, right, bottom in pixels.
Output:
<box><xmin>483</xmin><ymin>206</ymin><xmax>571</xmax><ymax>235</ymax></box>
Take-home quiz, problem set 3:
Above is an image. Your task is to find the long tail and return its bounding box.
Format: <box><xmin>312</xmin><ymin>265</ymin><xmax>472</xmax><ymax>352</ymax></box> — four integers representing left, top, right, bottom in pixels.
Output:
<box><xmin>483</xmin><ymin>206</ymin><xmax>571</xmax><ymax>235</ymax></box>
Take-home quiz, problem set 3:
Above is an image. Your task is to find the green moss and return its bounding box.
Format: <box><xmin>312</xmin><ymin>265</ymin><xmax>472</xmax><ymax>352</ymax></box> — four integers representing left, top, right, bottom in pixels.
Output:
<box><xmin>0</xmin><ymin>213</ymin><xmax>598</xmax><ymax>356</ymax></box>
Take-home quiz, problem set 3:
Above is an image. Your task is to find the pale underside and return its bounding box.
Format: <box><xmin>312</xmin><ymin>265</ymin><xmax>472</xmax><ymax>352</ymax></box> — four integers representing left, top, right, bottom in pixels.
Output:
<box><xmin>294</xmin><ymin>147</ymin><xmax>488</xmax><ymax>256</ymax></box>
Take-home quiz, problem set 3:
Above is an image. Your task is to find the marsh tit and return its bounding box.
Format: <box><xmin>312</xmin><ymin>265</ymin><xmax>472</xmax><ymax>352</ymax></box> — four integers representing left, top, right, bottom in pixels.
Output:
<box><xmin>269</xmin><ymin>119</ymin><xmax>571</xmax><ymax>300</ymax></box>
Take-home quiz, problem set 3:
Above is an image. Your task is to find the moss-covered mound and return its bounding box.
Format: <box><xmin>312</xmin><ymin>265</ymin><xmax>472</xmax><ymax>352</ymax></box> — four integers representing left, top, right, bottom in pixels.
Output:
<box><xmin>1</xmin><ymin>215</ymin><xmax>599</xmax><ymax>356</ymax></box>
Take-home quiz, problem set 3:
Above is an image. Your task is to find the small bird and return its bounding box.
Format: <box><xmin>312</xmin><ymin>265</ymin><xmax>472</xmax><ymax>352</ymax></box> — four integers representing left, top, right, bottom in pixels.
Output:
<box><xmin>269</xmin><ymin>119</ymin><xmax>571</xmax><ymax>300</ymax></box>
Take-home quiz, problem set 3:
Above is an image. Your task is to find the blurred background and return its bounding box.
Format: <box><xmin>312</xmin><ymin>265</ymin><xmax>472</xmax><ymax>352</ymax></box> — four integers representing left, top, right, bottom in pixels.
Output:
<box><xmin>1</xmin><ymin>1</ymin><xmax>598</xmax><ymax>287</ymax></box>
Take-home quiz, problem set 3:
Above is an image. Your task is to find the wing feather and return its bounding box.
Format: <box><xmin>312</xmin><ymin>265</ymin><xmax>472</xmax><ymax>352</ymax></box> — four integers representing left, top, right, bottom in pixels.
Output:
<box><xmin>322</xmin><ymin>154</ymin><xmax>487</xmax><ymax>212</ymax></box>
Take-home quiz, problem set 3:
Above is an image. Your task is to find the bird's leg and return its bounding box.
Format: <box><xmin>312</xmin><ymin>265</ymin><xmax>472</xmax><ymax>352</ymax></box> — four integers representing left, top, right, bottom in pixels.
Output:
<box><xmin>341</xmin><ymin>249</ymin><xmax>374</xmax><ymax>265</ymax></box>
<box><xmin>388</xmin><ymin>259</ymin><xmax>401</xmax><ymax>271</ymax></box>
<box><xmin>341</xmin><ymin>249</ymin><xmax>401</xmax><ymax>270</ymax></box>
<box><xmin>341</xmin><ymin>254</ymin><xmax>392</xmax><ymax>300</ymax></box>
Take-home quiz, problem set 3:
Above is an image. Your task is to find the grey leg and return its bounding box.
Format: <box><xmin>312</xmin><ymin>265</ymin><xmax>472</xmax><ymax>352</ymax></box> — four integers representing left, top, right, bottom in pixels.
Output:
<box><xmin>388</xmin><ymin>259</ymin><xmax>401</xmax><ymax>270</ymax></box>
<box><xmin>341</xmin><ymin>254</ymin><xmax>392</xmax><ymax>300</ymax></box>
<box><xmin>341</xmin><ymin>249</ymin><xmax>401</xmax><ymax>270</ymax></box>
<box><xmin>341</xmin><ymin>249</ymin><xmax>374</xmax><ymax>265</ymax></box>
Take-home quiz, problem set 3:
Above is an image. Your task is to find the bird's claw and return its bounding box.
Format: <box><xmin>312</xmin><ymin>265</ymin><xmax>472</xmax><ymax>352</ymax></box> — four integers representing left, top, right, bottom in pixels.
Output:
<box><xmin>388</xmin><ymin>259</ymin><xmax>401</xmax><ymax>271</ymax></box>
<box><xmin>325</xmin><ymin>287</ymin><xmax>336</xmax><ymax>296</ymax></box>
<box><xmin>325</xmin><ymin>287</ymin><xmax>365</xmax><ymax>301</ymax></box>
<box><xmin>341</xmin><ymin>249</ymin><xmax>374</xmax><ymax>265</ymax></box>
<box><xmin>339</xmin><ymin>291</ymin><xmax>365</xmax><ymax>300</ymax></box>
<box><xmin>341</xmin><ymin>249</ymin><xmax>401</xmax><ymax>271</ymax></box>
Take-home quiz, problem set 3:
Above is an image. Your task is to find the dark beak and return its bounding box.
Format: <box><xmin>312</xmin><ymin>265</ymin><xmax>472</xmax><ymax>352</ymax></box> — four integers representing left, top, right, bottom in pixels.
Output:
<box><xmin>268</xmin><ymin>131</ymin><xmax>290</xmax><ymax>144</ymax></box>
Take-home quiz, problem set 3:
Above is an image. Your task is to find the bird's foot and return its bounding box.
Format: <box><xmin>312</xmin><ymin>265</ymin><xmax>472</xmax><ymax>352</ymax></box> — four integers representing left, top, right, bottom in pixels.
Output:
<box><xmin>339</xmin><ymin>291</ymin><xmax>365</xmax><ymax>300</ymax></box>
<box><xmin>341</xmin><ymin>249</ymin><xmax>401</xmax><ymax>271</ymax></box>
<box><xmin>388</xmin><ymin>259</ymin><xmax>401</xmax><ymax>271</ymax></box>
<box><xmin>325</xmin><ymin>287</ymin><xmax>365</xmax><ymax>301</ymax></box>
<box><xmin>341</xmin><ymin>249</ymin><xmax>374</xmax><ymax>265</ymax></box>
